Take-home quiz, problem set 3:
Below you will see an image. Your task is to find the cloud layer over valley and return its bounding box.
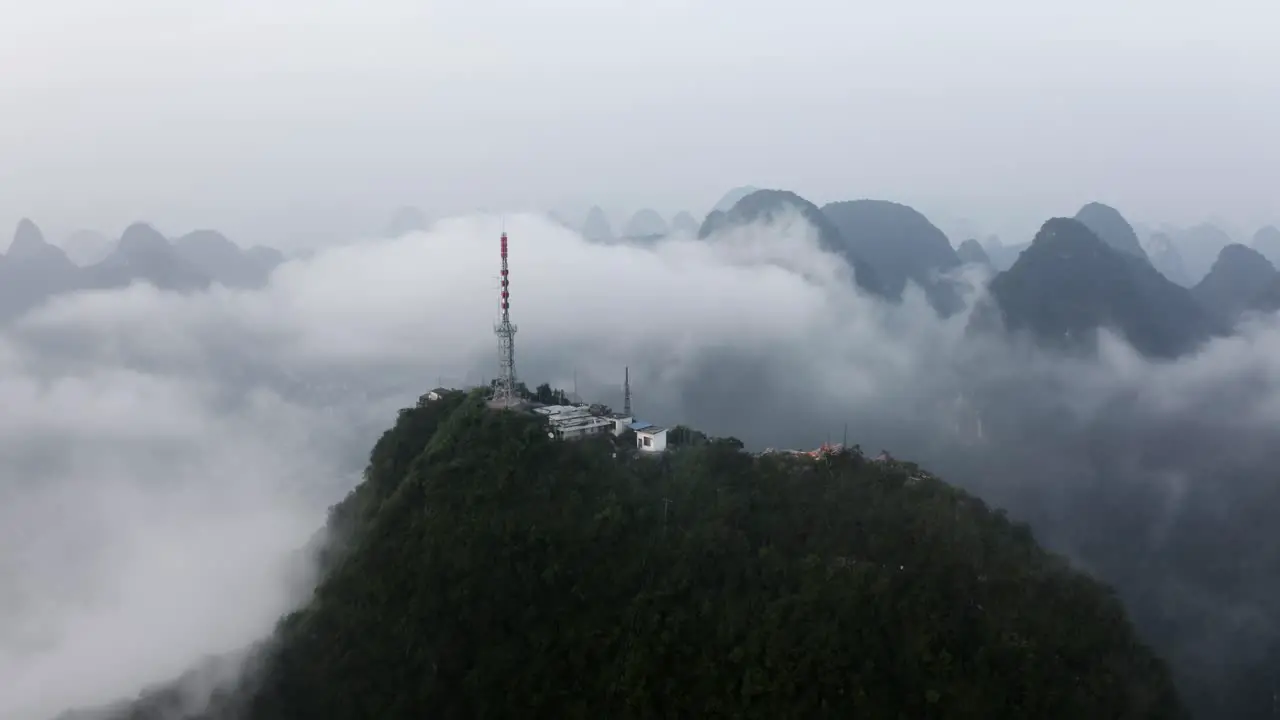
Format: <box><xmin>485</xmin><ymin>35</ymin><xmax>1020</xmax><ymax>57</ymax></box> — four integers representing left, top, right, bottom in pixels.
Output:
<box><xmin>3</xmin><ymin>212</ymin><xmax>1280</xmax><ymax>718</ymax></box>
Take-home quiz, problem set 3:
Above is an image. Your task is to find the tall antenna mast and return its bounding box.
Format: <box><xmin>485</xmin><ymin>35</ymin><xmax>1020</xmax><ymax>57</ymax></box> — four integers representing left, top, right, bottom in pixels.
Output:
<box><xmin>623</xmin><ymin>366</ymin><xmax>632</xmax><ymax>416</ymax></box>
<box><xmin>490</xmin><ymin>230</ymin><xmax>520</xmax><ymax>408</ymax></box>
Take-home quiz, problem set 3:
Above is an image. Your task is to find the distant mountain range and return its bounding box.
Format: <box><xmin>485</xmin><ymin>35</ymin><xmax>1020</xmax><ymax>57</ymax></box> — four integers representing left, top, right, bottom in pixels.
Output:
<box><xmin>975</xmin><ymin>217</ymin><xmax>1226</xmax><ymax>359</ymax></box>
<box><xmin>556</xmin><ymin>191</ymin><xmax>1280</xmax><ymax>362</ymax></box>
<box><xmin>1191</xmin><ymin>243</ymin><xmax>1280</xmax><ymax>324</ymax></box>
<box><xmin>685</xmin><ymin>189</ymin><xmax>1280</xmax><ymax>361</ymax></box>
<box><xmin>696</xmin><ymin>189</ymin><xmax>885</xmax><ymax>297</ymax></box>
<box><xmin>1251</xmin><ymin>225</ymin><xmax>1280</xmax><ymax>267</ymax></box>
<box><xmin>711</xmin><ymin>185</ymin><xmax>761</xmax><ymax>213</ymax></box>
<box><xmin>15</xmin><ymin>196</ymin><xmax>1280</xmax><ymax>367</ymax></box>
<box><xmin>60</xmin><ymin>229</ymin><xmax>113</xmax><ymax>265</ymax></box>
<box><xmin>0</xmin><ymin>219</ymin><xmax>285</xmax><ymax>321</ymax></box>
<box><xmin>1163</xmin><ymin>223</ymin><xmax>1235</xmax><ymax>284</ymax></box>
<box><xmin>574</xmin><ymin>207</ymin><xmax>702</xmax><ymax>244</ymax></box>
<box><xmin>985</xmin><ymin>203</ymin><xmax>1150</xmax><ymax>273</ymax></box>
<box><xmin>1074</xmin><ymin>202</ymin><xmax>1150</xmax><ymax>262</ymax></box>
<box><xmin>821</xmin><ymin>199</ymin><xmax>963</xmax><ymax>314</ymax></box>
<box><xmin>1143</xmin><ymin>232</ymin><xmax>1192</xmax><ymax>287</ymax></box>
<box><xmin>956</xmin><ymin>238</ymin><xmax>990</xmax><ymax>265</ymax></box>
<box><xmin>621</xmin><ymin>208</ymin><xmax>669</xmax><ymax>240</ymax></box>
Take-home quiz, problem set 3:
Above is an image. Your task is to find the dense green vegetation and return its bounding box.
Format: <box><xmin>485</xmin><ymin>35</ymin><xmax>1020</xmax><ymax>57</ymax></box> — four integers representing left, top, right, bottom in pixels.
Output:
<box><xmin>83</xmin><ymin>389</ymin><xmax>1186</xmax><ymax>719</ymax></box>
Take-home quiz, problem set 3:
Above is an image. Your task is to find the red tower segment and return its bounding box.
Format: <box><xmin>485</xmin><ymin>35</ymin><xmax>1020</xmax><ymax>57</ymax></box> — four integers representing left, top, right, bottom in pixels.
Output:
<box><xmin>492</xmin><ymin>230</ymin><xmax>519</xmax><ymax>407</ymax></box>
<box><xmin>500</xmin><ymin>232</ymin><xmax>510</xmax><ymax>311</ymax></box>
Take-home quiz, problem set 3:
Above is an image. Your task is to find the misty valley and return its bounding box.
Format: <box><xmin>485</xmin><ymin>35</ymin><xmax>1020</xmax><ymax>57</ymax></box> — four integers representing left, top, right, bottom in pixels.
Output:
<box><xmin>1</xmin><ymin>188</ymin><xmax>1278</xmax><ymax>720</ymax></box>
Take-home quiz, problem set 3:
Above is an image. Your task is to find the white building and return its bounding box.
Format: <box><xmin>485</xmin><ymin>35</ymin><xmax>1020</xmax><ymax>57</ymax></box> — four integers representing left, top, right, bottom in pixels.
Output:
<box><xmin>533</xmin><ymin>404</ymin><xmax>614</xmax><ymax>441</ymax></box>
<box><xmin>609</xmin><ymin>414</ymin><xmax>635</xmax><ymax>436</ymax></box>
<box><xmin>633</xmin><ymin>424</ymin><xmax>668</xmax><ymax>453</ymax></box>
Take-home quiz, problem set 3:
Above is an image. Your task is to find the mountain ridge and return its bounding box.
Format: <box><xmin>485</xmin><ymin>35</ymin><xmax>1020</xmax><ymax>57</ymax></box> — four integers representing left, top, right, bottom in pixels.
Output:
<box><xmin>1073</xmin><ymin>202</ymin><xmax>1149</xmax><ymax>262</ymax></box>
<box><xmin>0</xmin><ymin>219</ymin><xmax>285</xmax><ymax>321</ymax></box>
<box><xmin>978</xmin><ymin>217</ymin><xmax>1224</xmax><ymax>359</ymax></box>
<box><xmin>60</xmin><ymin>387</ymin><xmax>1187</xmax><ymax>719</ymax></box>
<box><xmin>1192</xmin><ymin>243</ymin><xmax>1280</xmax><ymax>323</ymax></box>
<box><xmin>821</xmin><ymin>199</ymin><xmax>963</xmax><ymax>314</ymax></box>
<box><xmin>697</xmin><ymin>189</ymin><xmax>886</xmax><ymax>297</ymax></box>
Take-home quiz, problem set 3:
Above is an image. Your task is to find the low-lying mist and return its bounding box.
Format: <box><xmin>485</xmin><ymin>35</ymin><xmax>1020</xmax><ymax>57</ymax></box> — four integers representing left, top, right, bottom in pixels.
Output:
<box><xmin>3</xmin><ymin>212</ymin><xmax>1278</xmax><ymax>718</ymax></box>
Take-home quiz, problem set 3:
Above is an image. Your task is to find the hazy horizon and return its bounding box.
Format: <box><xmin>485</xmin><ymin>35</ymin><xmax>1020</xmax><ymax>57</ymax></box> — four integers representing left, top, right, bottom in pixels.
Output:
<box><xmin>4</xmin><ymin>1</ymin><xmax>1280</xmax><ymax>249</ymax></box>
<box><xmin>6</xmin><ymin>3</ymin><xmax>1280</xmax><ymax>717</ymax></box>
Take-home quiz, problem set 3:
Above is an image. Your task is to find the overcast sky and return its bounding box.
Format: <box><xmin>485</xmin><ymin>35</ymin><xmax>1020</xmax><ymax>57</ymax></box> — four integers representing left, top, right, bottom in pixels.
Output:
<box><xmin>3</xmin><ymin>0</ymin><xmax>1279</xmax><ymax>247</ymax></box>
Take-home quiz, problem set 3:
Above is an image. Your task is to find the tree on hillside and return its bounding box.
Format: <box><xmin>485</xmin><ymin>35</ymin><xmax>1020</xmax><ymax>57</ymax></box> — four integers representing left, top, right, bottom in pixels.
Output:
<box><xmin>78</xmin><ymin>391</ymin><xmax>1189</xmax><ymax>720</ymax></box>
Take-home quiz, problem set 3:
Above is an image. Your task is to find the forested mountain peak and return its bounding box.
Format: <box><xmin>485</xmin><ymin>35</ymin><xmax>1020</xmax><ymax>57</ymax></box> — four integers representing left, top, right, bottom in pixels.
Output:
<box><xmin>174</xmin><ymin>230</ymin><xmax>283</xmax><ymax>289</ymax></box>
<box><xmin>957</xmin><ymin>238</ymin><xmax>990</xmax><ymax>265</ymax></box>
<box><xmin>820</xmin><ymin>199</ymin><xmax>963</xmax><ymax>314</ymax></box>
<box><xmin>980</xmin><ymin>218</ymin><xmax>1224</xmax><ymax>359</ymax></box>
<box><xmin>1144</xmin><ymin>231</ymin><xmax>1192</xmax><ymax>286</ymax></box>
<box><xmin>621</xmin><ymin>208</ymin><xmax>668</xmax><ymax>239</ymax></box>
<box><xmin>1192</xmin><ymin>243</ymin><xmax>1280</xmax><ymax>322</ymax></box>
<box><xmin>85</xmin><ymin>222</ymin><xmax>211</xmax><ymax>293</ymax></box>
<box><xmin>117</xmin><ymin>222</ymin><xmax>172</xmax><ymax>255</ymax></box>
<box><xmin>0</xmin><ymin>219</ymin><xmax>79</xmax><ymax>321</ymax></box>
<box><xmin>70</xmin><ymin>388</ymin><xmax>1187</xmax><ymax>719</ymax></box>
<box><xmin>10</xmin><ymin>218</ymin><xmax>55</xmax><ymax>258</ymax></box>
<box><xmin>1073</xmin><ymin>202</ymin><xmax>1149</xmax><ymax>261</ymax></box>
<box><xmin>1250</xmin><ymin>225</ymin><xmax>1280</xmax><ymax>267</ymax></box>
<box><xmin>5</xmin><ymin>218</ymin><xmax>74</xmax><ymax>268</ymax></box>
<box><xmin>711</xmin><ymin>185</ymin><xmax>760</xmax><ymax>213</ymax></box>
<box><xmin>699</xmin><ymin>189</ymin><xmax>887</xmax><ymax>298</ymax></box>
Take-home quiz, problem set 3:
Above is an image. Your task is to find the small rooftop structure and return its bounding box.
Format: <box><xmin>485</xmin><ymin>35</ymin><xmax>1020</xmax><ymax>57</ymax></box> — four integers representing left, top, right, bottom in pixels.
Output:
<box><xmin>534</xmin><ymin>404</ymin><xmax>613</xmax><ymax>441</ymax></box>
<box><xmin>533</xmin><ymin>404</ymin><xmax>586</xmax><ymax>418</ymax></box>
<box><xmin>635</xmin><ymin>426</ymin><xmax>667</xmax><ymax>453</ymax></box>
<box><xmin>608</xmin><ymin>414</ymin><xmax>635</xmax><ymax>436</ymax></box>
<box><xmin>425</xmin><ymin>387</ymin><xmax>450</xmax><ymax>402</ymax></box>
<box><xmin>760</xmin><ymin>443</ymin><xmax>844</xmax><ymax>459</ymax></box>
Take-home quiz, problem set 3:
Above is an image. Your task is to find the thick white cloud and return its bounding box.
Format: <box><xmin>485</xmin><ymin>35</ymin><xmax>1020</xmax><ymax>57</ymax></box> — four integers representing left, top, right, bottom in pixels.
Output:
<box><xmin>0</xmin><ymin>376</ymin><xmax>330</xmax><ymax>720</ymax></box>
<box><xmin>3</xmin><ymin>212</ymin><xmax>1280</xmax><ymax>718</ymax></box>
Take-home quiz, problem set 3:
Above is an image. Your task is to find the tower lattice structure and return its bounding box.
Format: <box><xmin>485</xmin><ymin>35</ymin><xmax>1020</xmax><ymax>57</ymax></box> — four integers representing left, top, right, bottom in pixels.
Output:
<box><xmin>491</xmin><ymin>231</ymin><xmax>520</xmax><ymax>407</ymax></box>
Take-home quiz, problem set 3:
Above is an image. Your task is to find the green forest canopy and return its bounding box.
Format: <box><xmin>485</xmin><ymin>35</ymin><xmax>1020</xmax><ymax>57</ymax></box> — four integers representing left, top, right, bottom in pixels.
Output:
<box><xmin>78</xmin><ymin>387</ymin><xmax>1186</xmax><ymax>720</ymax></box>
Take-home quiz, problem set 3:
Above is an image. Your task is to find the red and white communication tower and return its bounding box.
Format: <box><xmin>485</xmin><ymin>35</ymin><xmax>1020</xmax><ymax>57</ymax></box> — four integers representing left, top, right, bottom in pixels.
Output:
<box><xmin>490</xmin><ymin>231</ymin><xmax>520</xmax><ymax>407</ymax></box>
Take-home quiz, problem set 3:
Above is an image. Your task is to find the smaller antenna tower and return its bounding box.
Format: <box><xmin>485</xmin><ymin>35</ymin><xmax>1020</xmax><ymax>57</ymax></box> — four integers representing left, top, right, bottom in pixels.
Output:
<box><xmin>623</xmin><ymin>366</ymin><xmax>632</xmax><ymax>416</ymax></box>
<box><xmin>490</xmin><ymin>230</ymin><xmax>520</xmax><ymax>408</ymax></box>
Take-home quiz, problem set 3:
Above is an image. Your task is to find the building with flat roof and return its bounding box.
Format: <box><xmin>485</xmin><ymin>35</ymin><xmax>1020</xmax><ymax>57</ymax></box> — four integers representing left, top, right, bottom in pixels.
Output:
<box><xmin>608</xmin><ymin>413</ymin><xmax>635</xmax><ymax>436</ymax></box>
<box><xmin>635</xmin><ymin>426</ymin><xmax>667</xmax><ymax>453</ymax></box>
<box><xmin>533</xmin><ymin>404</ymin><xmax>614</xmax><ymax>441</ymax></box>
